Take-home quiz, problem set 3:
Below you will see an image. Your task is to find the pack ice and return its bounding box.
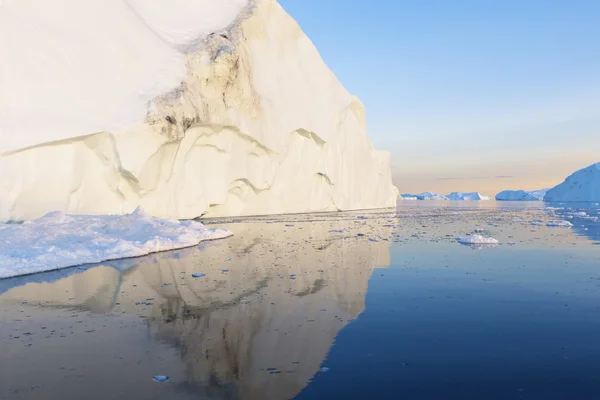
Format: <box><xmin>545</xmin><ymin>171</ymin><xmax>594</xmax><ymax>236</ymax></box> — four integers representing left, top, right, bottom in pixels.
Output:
<box><xmin>0</xmin><ymin>0</ymin><xmax>398</xmax><ymax>222</ymax></box>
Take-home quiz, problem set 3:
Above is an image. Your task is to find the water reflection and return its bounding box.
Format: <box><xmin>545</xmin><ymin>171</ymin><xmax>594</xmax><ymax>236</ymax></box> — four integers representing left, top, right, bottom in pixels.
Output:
<box><xmin>548</xmin><ymin>204</ymin><xmax>600</xmax><ymax>244</ymax></box>
<box><xmin>0</xmin><ymin>214</ymin><xmax>394</xmax><ymax>400</ymax></box>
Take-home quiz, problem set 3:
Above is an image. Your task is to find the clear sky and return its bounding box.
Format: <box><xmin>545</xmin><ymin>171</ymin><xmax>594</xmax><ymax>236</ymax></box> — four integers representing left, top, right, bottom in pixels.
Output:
<box><xmin>278</xmin><ymin>0</ymin><xmax>600</xmax><ymax>196</ymax></box>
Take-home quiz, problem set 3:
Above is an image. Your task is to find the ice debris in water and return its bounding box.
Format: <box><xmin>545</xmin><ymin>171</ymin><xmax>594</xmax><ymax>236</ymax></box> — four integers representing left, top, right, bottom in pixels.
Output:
<box><xmin>546</xmin><ymin>220</ymin><xmax>573</xmax><ymax>228</ymax></box>
<box><xmin>192</xmin><ymin>273</ymin><xmax>206</xmax><ymax>278</ymax></box>
<box><xmin>457</xmin><ymin>235</ymin><xmax>499</xmax><ymax>245</ymax></box>
<box><xmin>0</xmin><ymin>207</ymin><xmax>232</xmax><ymax>279</ymax></box>
<box><xmin>320</xmin><ymin>367</ymin><xmax>330</xmax><ymax>372</ymax></box>
<box><xmin>152</xmin><ymin>375</ymin><xmax>169</xmax><ymax>383</ymax></box>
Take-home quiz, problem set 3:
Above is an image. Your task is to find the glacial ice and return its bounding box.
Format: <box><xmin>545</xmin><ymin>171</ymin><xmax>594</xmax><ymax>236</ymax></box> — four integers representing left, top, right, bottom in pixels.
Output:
<box><xmin>0</xmin><ymin>0</ymin><xmax>397</xmax><ymax>221</ymax></box>
<box><xmin>401</xmin><ymin>192</ymin><xmax>449</xmax><ymax>201</ymax></box>
<box><xmin>496</xmin><ymin>189</ymin><xmax>547</xmax><ymax>201</ymax></box>
<box><xmin>0</xmin><ymin>208</ymin><xmax>231</xmax><ymax>279</ymax></box>
<box><xmin>446</xmin><ymin>192</ymin><xmax>490</xmax><ymax>201</ymax></box>
<box><xmin>457</xmin><ymin>235</ymin><xmax>499</xmax><ymax>245</ymax></box>
<box><xmin>546</xmin><ymin>221</ymin><xmax>573</xmax><ymax>228</ymax></box>
<box><xmin>544</xmin><ymin>163</ymin><xmax>600</xmax><ymax>202</ymax></box>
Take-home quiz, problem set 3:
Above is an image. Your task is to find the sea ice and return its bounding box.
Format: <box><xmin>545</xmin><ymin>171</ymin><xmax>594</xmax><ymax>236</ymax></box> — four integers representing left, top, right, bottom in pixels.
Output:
<box><xmin>546</xmin><ymin>221</ymin><xmax>573</xmax><ymax>228</ymax></box>
<box><xmin>457</xmin><ymin>235</ymin><xmax>499</xmax><ymax>245</ymax></box>
<box><xmin>0</xmin><ymin>208</ymin><xmax>231</xmax><ymax>279</ymax></box>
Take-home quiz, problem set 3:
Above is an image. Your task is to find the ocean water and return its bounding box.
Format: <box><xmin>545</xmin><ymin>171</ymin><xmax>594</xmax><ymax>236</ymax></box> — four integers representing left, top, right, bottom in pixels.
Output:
<box><xmin>2</xmin><ymin>201</ymin><xmax>600</xmax><ymax>399</ymax></box>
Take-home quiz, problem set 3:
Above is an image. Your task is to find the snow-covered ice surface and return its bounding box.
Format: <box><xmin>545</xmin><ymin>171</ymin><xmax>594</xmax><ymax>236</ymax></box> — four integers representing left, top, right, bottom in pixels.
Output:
<box><xmin>545</xmin><ymin>163</ymin><xmax>600</xmax><ymax>202</ymax></box>
<box><xmin>496</xmin><ymin>189</ymin><xmax>547</xmax><ymax>201</ymax></box>
<box><xmin>446</xmin><ymin>192</ymin><xmax>490</xmax><ymax>201</ymax></box>
<box><xmin>0</xmin><ymin>208</ymin><xmax>231</xmax><ymax>279</ymax></box>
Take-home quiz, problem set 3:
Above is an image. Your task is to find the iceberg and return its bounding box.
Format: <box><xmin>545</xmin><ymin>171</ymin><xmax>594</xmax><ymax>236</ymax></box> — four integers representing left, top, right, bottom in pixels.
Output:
<box><xmin>496</xmin><ymin>189</ymin><xmax>547</xmax><ymax>201</ymax></box>
<box><xmin>546</xmin><ymin>220</ymin><xmax>573</xmax><ymax>228</ymax></box>
<box><xmin>0</xmin><ymin>208</ymin><xmax>231</xmax><ymax>279</ymax></box>
<box><xmin>544</xmin><ymin>163</ymin><xmax>600</xmax><ymax>202</ymax></box>
<box><xmin>446</xmin><ymin>192</ymin><xmax>490</xmax><ymax>201</ymax></box>
<box><xmin>399</xmin><ymin>194</ymin><xmax>418</xmax><ymax>200</ymax></box>
<box><xmin>457</xmin><ymin>235</ymin><xmax>499</xmax><ymax>245</ymax></box>
<box><xmin>0</xmin><ymin>0</ymin><xmax>397</xmax><ymax>222</ymax></box>
<box><xmin>400</xmin><ymin>192</ymin><xmax>449</xmax><ymax>200</ymax></box>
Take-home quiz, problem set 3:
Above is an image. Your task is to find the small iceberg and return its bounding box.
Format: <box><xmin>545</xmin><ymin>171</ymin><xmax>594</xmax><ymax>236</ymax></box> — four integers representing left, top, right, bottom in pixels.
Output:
<box><xmin>546</xmin><ymin>220</ymin><xmax>573</xmax><ymax>228</ymax></box>
<box><xmin>457</xmin><ymin>235</ymin><xmax>499</xmax><ymax>245</ymax></box>
<box><xmin>0</xmin><ymin>207</ymin><xmax>232</xmax><ymax>279</ymax></box>
<box><xmin>496</xmin><ymin>189</ymin><xmax>547</xmax><ymax>201</ymax></box>
<box><xmin>446</xmin><ymin>192</ymin><xmax>490</xmax><ymax>201</ymax></box>
<box><xmin>152</xmin><ymin>376</ymin><xmax>169</xmax><ymax>383</ymax></box>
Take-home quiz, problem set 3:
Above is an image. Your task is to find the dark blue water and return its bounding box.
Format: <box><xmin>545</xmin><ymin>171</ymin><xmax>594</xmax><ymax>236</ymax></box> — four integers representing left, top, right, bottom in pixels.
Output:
<box><xmin>297</xmin><ymin>242</ymin><xmax>600</xmax><ymax>399</ymax></box>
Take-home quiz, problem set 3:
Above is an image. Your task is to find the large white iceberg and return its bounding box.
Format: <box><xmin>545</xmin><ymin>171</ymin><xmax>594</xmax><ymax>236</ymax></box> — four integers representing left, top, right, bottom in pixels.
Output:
<box><xmin>0</xmin><ymin>0</ymin><xmax>398</xmax><ymax>222</ymax></box>
<box><xmin>446</xmin><ymin>192</ymin><xmax>490</xmax><ymax>201</ymax></box>
<box><xmin>0</xmin><ymin>208</ymin><xmax>231</xmax><ymax>279</ymax></box>
<box><xmin>496</xmin><ymin>189</ymin><xmax>547</xmax><ymax>201</ymax></box>
<box><xmin>544</xmin><ymin>163</ymin><xmax>600</xmax><ymax>202</ymax></box>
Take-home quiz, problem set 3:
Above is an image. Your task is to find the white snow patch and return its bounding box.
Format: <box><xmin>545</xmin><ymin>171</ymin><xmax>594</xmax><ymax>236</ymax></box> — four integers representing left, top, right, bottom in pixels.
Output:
<box><xmin>0</xmin><ymin>208</ymin><xmax>231</xmax><ymax>279</ymax></box>
<box><xmin>457</xmin><ymin>235</ymin><xmax>499</xmax><ymax>245</ymax></box>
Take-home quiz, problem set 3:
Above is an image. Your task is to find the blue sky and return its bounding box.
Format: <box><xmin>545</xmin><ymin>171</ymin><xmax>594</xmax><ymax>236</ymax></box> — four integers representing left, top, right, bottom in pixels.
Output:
<box><xmin>279</xmin><ymin>0</ymin><xmax>600</xmax><ymax>195</ymax></box>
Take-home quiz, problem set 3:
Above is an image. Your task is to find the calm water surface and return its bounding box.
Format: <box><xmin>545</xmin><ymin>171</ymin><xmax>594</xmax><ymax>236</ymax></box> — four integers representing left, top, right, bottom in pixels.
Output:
<box><xmin>2</xmin><ymin>201</ymin><xmax>600</xmax><ymax>399</ymax></box>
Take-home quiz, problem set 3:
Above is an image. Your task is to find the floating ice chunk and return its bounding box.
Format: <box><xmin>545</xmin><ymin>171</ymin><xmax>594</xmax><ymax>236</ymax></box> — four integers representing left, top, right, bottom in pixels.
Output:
<box><xmin>191</xmin><ymin>273</ymin><xmax>206</xmax><ymax>278</ymax></box>
<box><xmin>152</xmin><ymin>376</ymin><xmax>169</xmax><ymax>383</ymax></box>
<box><xmin>0</xmin><ymin>207</ymin><xmax>232</xmax><ymax>279</ymax></box>
<box><xmin>320</xmin><ymin>367</ymin><xmax>330</xmax><ymax>372</ymax></box>
<box><xmin>546</xmin><ymin>221</ymin><xmax>573</xmax><ymax>228</ymax></box>
<box><xmin>457</xmin><ymin>235</ymin><xmax>499</xmax><ymax>245</ymax></box>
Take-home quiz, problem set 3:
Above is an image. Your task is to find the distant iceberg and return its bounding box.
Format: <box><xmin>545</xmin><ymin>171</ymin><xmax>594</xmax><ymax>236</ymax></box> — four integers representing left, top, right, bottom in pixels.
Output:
<box><xmin>401</xmin><ymin>192</ymin><xmax>448</xmax><ymax>200</ymax></box>
<box><xmin>446</xmin><ymin>192</ymin><xmax>490</xmax><ymax>201</ymax></box>
<box><xmin>496</xmin><ymin>189</ymin><xmax>547</xmax><ymax>201</ymax></box>
<box><xmin>399</xmin><ymin>194</ymin><xmax>418</xmax><ymax>200</ymax></box>
<box><xmin>544</xmin><ymin>163</ymin><xmax>600</xmax><ymax>202</ymax></box>
<box><xmin>0</xmin><ymin>208</ymin><xmax>231</xmax><ymax>279</ymax></box>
